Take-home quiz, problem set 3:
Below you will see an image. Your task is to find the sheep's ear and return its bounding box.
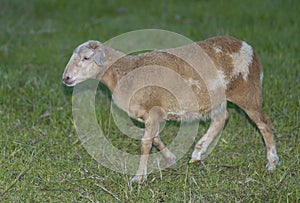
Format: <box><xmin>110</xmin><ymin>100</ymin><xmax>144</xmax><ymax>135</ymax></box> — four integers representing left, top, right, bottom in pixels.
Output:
<box><xmin>88</xmin><ymin>40</ymin><xmax>101</xmax><ymax>50</ymax></box>
<box><xmin>93</xmin><ymin>50</ymin><xmax>105</xmax><ymax>66</ymax></box>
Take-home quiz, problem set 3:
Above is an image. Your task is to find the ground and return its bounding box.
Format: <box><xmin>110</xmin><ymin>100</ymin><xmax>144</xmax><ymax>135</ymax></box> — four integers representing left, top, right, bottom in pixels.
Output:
<box><xmin>0</xmin><ymin>0</ymin><xmax>299</xmax><ymax>202</ymax></box>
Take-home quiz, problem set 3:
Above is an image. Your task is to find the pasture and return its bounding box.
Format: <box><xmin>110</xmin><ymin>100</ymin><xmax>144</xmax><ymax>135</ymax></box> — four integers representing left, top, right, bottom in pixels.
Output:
<box><xmin>0</xmin><ymin>0</ymin><xmax>299</xmax><ymax>202</ymax></box>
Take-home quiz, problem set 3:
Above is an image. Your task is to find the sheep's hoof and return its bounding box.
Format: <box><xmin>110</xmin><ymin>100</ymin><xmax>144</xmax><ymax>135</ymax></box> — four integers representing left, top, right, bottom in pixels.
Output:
<box><xmin>266</xmin><ymin>159</ymin><xmax>281</xmax><ymax>171</ymax></box>
<box><xmin>189</xmin><ymin>158</ymin><xmax>199</xmax><ymax>164</ymax></box>
<box><xmin>130</xmin><ymin>174</ymin><xmax>147</xmax><ymax>186</ymax></box>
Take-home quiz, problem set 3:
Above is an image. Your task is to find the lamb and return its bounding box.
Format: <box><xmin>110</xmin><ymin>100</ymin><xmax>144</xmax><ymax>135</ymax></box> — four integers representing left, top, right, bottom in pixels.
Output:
<box><xmin>62</xmin><ymin>36</ymin><xmax>280</xmax><ymax>184</ymax></box>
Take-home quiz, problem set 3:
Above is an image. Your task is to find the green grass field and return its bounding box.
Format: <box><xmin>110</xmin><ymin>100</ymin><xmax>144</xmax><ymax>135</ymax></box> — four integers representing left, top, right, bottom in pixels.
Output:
<box><xmin>1</xmin><ymin>0</ymin><xmax>299</xmax><ymax>202</ymax></box>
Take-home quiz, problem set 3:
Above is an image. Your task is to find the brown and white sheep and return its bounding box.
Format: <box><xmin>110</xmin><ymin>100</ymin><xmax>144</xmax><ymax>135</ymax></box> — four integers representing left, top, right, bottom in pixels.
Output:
<box><xmin>62</xmin><ymin>36</ymin><xmax>280</xmax><ymax>184</ymax></box>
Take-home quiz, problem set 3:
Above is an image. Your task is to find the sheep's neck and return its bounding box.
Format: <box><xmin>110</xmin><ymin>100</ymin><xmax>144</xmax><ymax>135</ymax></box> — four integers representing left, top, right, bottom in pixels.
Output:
<box><xmin>100</xmin><ymin>54</ymin><xmax>135</xmax><ymax>93</ymax></box>
<box><xmin>98</xmin><ymin>47</ymin><xmax>124</xmax><ymax>92</ymax></box>
<box><xmin>101</xmin><ymin>66</ymin><xmax>118</xmax><ymax>92</ymax></box>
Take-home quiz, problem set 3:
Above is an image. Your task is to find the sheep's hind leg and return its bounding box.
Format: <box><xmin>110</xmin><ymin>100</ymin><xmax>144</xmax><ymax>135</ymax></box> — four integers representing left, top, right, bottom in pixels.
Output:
<box><xmin>244</xmin><ymin>109</ymin><xmax>280</xmax><ymax>170</ymax></box>
<box><xmin>190</xmin><ymin>111</ymin><xmax>228</xmax><ymax>163</ymax></box>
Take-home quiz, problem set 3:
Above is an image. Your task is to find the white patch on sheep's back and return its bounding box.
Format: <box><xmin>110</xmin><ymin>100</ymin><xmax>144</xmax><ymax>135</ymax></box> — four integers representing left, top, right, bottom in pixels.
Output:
<box><xmin>230</xmin><ymin>41</ymin><xmax>253</xmax><ymax>80</ymax></box>
<box><xmin>214</xmin><ymin>46</ymin><xmax>222</xmax><ymax>54</ymax></box>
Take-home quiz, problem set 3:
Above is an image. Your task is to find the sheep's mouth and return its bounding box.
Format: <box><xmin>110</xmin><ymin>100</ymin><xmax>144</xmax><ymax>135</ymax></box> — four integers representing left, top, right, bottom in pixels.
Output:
<box><xmin>63</xmin><ymin>77</ymin><xmax>76</xmax><ymax>86</ymax></box>
<box><xmin>64</xmin><ymin>81</ymin><xmax>76</xmax><ymax>87</ymax></box>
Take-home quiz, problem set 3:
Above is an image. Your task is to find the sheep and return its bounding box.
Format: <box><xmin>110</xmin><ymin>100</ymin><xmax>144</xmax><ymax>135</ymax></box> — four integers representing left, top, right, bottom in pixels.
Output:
<box><xmin>62</xmin><ymin>36</ymin><xmax>280</xmax><ymax>184</ymax></box>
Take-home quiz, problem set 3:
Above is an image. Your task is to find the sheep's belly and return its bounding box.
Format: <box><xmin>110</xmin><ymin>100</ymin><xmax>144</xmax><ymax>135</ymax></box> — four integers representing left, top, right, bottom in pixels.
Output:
<box><xmin>165</xmin><ymin>101</ymin><xmax>226</xmax><ymax>121</ymax></box>
<box><xmin>166</xmin><ymin>110</ymin><xmax>210</xmax><ymax>121</ymax></box>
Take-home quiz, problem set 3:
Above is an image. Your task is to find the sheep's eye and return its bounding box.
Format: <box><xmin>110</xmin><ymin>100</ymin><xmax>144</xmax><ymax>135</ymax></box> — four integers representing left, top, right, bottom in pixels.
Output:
<box><xmin>83</xmin><ymin>56</ymin><xmax>90</xmax><ymax>60</ymax></box>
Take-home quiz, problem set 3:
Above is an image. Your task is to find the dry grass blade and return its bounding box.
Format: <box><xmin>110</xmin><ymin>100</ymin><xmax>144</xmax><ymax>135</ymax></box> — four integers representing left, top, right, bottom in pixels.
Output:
<box><xmin>95</xmin><ymin>183</ymin><xmax>121</xmax><ymax>201</ymax></box>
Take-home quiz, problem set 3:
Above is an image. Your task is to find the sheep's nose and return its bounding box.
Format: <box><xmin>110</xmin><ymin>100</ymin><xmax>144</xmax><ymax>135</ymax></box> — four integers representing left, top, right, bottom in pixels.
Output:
<box><xmin>63</xmin><ymin>75</ymin><xmax>72</xmax><ymax>84</ymax></box>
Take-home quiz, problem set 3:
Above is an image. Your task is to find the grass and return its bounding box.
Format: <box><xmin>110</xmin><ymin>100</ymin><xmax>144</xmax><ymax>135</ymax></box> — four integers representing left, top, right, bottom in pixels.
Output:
<box><xmin>0</xmin><ymin>0</ymin><xmax>299</xmax><ymax>202</ymax></box>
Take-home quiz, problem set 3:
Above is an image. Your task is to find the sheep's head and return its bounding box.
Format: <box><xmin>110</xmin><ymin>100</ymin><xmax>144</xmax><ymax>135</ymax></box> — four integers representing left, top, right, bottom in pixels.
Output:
<box><xmin>62</xmin><ymin>40</ymin><xmax>105</xmax><ymax>86</ymax></box>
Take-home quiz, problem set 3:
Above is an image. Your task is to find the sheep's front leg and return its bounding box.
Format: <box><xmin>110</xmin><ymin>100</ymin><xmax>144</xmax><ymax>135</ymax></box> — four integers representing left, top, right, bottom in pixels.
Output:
<box><xmin>190</xmin><ymin>111</ymin><xmax>228</xmax><ymax>162</ymax></box>
<box><xmin>130</xmin><ymin>107</ymin><xmax>165</xmax><ymax>184</ymax></box>
<box><xmin>153</xmin><ymin>135</ymin><xmax>177</xmax><ymax>167</ymax></box>
<box><xmin>130</xmin><ymin>128</ymin><xmax>154</xmax><ymax>184</ymax></box>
